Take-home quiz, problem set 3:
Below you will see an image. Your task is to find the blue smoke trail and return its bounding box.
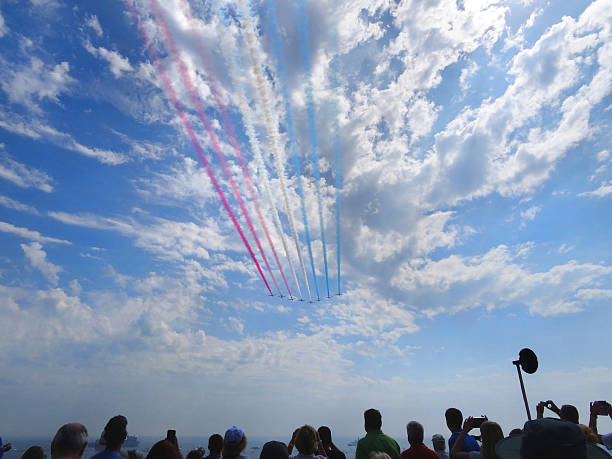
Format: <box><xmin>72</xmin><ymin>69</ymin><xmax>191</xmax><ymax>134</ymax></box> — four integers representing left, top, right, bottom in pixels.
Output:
<box><xmin>329</xmin><ymin>58</ymin><xmax>342</xmax><ymax>295</ymax></box>
<box><xmin>266</xmin><ymin>0</ymin><xmax>320</xmax><ymax>300</ymax></box>
<box><xmin>295</xmin><ymin>0</ymin><xmax>330</xmax><ymax>298</ymax></box>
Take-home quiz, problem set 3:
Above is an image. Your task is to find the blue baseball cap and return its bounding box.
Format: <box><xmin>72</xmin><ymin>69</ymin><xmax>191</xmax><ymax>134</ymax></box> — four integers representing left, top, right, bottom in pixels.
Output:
<box><xmin>224</xmin><ymin>426</ymin><xmax>244</xmax><ymax>443</ymax></box>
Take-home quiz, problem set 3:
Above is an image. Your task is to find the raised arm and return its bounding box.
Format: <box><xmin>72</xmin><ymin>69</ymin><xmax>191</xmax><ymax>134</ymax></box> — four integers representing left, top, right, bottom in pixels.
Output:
<box><xmin>450</xmin><ymin>417</ymin><xmax>473</xmax><ymax>459</ymax></box>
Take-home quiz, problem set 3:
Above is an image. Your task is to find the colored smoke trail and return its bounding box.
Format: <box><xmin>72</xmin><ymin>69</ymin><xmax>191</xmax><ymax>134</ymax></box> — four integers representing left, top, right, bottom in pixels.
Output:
<box><xmin>147</xmin><ymin>0</ymin><xmax>279</xmax><ymax>296</ymax></box>
<box><xmin>265</xmin><ymin>0</ymin><xmax>321</xmax><ymax>300</ymax></box>
<box><xmin>124</xmin><ymin>0</ymin><xmax>271</xmax><ymax>294</ymax></box>
<box><xmin>212</xmin><ymin>0</ymin><xmax>301</xmax><ymax>300</ymax></box>
<box><xmin>329</xmin><ymin>59</ymin><xmax>342</xmax><ymax>295</ymax></box>
<box><xmin>296</xmin><ymin>0</ymin><xmax>330</xmax><ymax>298</ymax></box>
<box><xmin>177</xmin><ymin>0</ymin><xmax>289</xmax><ymax>298</ymax></box>
<box><xmin>238</xmin><ymin>0</ymin><xmax>312</xmax><ymax>301</ymax></box>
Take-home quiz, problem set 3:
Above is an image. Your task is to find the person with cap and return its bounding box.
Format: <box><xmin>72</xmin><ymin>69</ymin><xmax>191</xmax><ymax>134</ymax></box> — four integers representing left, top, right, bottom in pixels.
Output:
<box><xmin>520</xmin><ymin>417</ymin><xmax>588</xmax><ymax>459</ymax></box>
<box><xmin>535</xmin><ymin>400</ymin><xmax>579</xmax><ymax>424</ymax></box>
<box><xmin>50</xmin><ymin>423</ymin><xmax>88</xmax><ymax>459</ymax></box>
<box><xmin>589</xmin><ymin>400</ymin><xmax>612</xmax><ymax>450</ymax></box>
<box><xmin>260</xmin><ymin>442</ymin><xmax>289</xmax><ymax>459</ymax></box>
<box><xmin>204</xmin><ymin>434</ymin><xmax>223</xmax><ymax>459</ymax></box>
<box><xmin>91</xmin><ymin>416</ymin><xmax>128</xmax><ymax>459</ymax></box>
<box><xmin>431</xmin><ymin>435</ymin><xmax>449</xmax><ymax>459</ymax></box>
<box><xmin>355</xmin><ymin>409</ymin><xmax>401</xmax><ymax>459</ymax></box>
<box><xmin>317</xmin><ymin>426</ymin><xmax>345</xmax><ymax>459</ymax></box>
<box><xmin>400</xmin><ymin>421</ymin><xmax>439</xmax><ymax>459</ymax></box>
<box><xmin>444</xmin><ymin>409</ymin><xmax>479</xmax><ymax>454</ymax></box>
<box><xmin>222</xmin><ymin>426</ymin><xmax>247</xmax><ymax>459</ymax></box>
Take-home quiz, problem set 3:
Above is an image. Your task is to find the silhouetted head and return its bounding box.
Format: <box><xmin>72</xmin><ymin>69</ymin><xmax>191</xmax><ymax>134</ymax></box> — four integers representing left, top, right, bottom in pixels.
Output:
<box><xmin>520</xmin><ymin>418</ymin><xmax>586</xmax><ymax>459</ymax></box>
<box><xmin>21</xmin><ymin>446</ymin><xmax>45</xmax><ymax>459</ymax></box>
<box><xmin>223</xmin><ymin>426</ymin><xmax>246</xmax><ymax>459</ymax></box>
<box><xmin>185</xmin><ymin>451</ymin><xmax>203</xmax><ymax>459</ymax></box>
<box><xmin>259</xmin><ymin>442</ymin><xmax>288</xmax><ymax>459</ymax></box>
<box><xmin>431</xmin><ymin>435</ymin><xmax>445</xmax><ymax>452</ymax></box>
<box><xmin>364</xmin><ymin>409</ymin><xmax>382</xmax><ymax>432</ymax></box>
<box><xmin>406</xmin><ymin>422</ymin><xmax>424</xmax><ymax>446</ymax></box>
<box><xmin>295</xmin><ymin>425</ymin><xmax>318</xmax><ymax>455</ymax></box>
<box><xmin>208</xmin><ymin>435</ymin><xmax>223</xmax><ymax>456</ymax></box>
<box><xmin>103</xmin><ymin>416</ymin><xmax>127</xmax><ymax>451</ymax></box>
<box><xmin>445</xmin><ymin>408</ymin><xmax>463</xmax><ymax>432</ymax></box>
<box><xmin>317</xmin><ymin>427</ymin><xmax>332</xmax><ymax>448</ymax></box>
<box><xmin>51</xmin><ymin>423</ymin><xmax>88</xmax><ymax>459</ymax></box>
<box><xmin>146</xmin><ymin>440</ymin><xmax>182</xmax><ymax>459</ymax></box>
<box><xmin>479</xmin><ymin>421</ymin><xmax>503</xmax><ymax>459</ymax></box>
<box><xmin>509</xmin><ymin>428</ymin><xmax>522</xmax><ymax>437</ymax></box>
<box><xmin>560</xmin><ymin>405</ymin><xmax>579</xmax><ymax>424</ymax></box>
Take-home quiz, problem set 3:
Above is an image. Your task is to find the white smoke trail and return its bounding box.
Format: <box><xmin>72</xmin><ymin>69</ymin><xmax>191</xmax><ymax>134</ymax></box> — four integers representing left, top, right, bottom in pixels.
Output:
<box><xmin>212</xmin><ymin>0</ymin><xmax>302</xmax><ymax>299</ymax></box>
<box><xmin>237</xmin><ymin>0</ymin><xmax>312</xmax><ymax>301</ymax></box>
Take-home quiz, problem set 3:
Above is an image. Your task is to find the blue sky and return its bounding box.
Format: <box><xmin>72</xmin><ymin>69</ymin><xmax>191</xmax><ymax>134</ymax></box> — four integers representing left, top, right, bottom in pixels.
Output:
<box><xmin>1</xmin><ymin>0</ymin><xmax>611</xmax><ymax>442</ymax></box>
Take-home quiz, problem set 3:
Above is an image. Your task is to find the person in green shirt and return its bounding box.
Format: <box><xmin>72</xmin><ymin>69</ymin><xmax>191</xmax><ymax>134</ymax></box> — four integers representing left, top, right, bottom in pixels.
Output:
<box><xmin>355</xmin><ymin>409</ymin><xmax>401</xmax><ymax>459</ymax></box>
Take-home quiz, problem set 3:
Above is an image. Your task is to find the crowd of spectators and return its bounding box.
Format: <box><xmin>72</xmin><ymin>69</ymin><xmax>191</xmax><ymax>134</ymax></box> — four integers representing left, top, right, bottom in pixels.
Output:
<box><xmin>1</xmin><ymin>400</ymin><xmax>611</xmax><ymax>459</ymax></box>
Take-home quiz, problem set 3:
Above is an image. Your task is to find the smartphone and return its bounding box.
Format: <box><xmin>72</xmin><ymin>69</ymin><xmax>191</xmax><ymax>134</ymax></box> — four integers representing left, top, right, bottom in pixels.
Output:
<box><xmin>472</xmin><ymin>417</ymin><xmax>487</xmax><ymax>427</ymax></box>
<box><xmin>596</xmin><ymin>401</ymin><xmax>610</xmax><ymax>414</ymax></box>
<box><xmin>167</xmin><ymin>430</ymin><xmax>177</xmax><ymax>444</ymax></box>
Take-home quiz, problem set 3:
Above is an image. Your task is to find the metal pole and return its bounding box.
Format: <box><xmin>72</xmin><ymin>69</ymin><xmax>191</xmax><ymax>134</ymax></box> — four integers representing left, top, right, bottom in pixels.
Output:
<box><xmin>514</xmin><ymin>361</ymin><xmax>532</xmax><ymax>420</ymax></box>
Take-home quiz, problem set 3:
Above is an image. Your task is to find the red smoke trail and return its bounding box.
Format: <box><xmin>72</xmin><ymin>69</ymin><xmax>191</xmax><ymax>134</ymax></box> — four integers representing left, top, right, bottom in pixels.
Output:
<box><xmin>147</xmin><ymin>0</ymin><xmax>280</xmax><ymax>296</ymax></box>
<box><xmin>177</xmin><ymin>0</ymin><xmax>292</xmax><ymax>298</ymax></box>
<box><xmin>125</xmin><ymin>0</ymin><xmax>272</xmax><ymax>295</ymax></box>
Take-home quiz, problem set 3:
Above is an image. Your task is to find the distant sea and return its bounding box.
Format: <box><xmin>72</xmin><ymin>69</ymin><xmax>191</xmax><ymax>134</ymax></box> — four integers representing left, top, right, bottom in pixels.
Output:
<box><xmin>2</xmin><ymin>435</ymin><xmax>435</xmax><ymax>459</ymax></box>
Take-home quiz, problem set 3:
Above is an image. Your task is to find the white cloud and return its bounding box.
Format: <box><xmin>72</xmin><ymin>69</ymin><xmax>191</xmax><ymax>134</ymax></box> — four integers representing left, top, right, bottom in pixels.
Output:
<box><xmin>0</xmin><ymin>221</ymin><xmax>70</xmax><ymax>244</ymax></box>
<box><xmin>0</xmin><ymin>58</ymin><xmax>74</xmax><ymax>111</ymax></box>
<box><xmin>0</xmin><ymin>9</ymin><xmax>8</xmax><ymax>37</ymax></box>
<box><xmin>21</xmin><ymin>242</ymin><xmax>62</xmax><ymax>285</ymax></box>
<box><xmin>0</xmin><ymin>112</ymin><xmax>127</xmax><ymax>165</ymax></box>
<box><xmin>520</xmin><ymin>205</ymin><xmax>541</xmax><ymax>228</ymax></box>
<box><xmin>84</xmin><ymin>41</ymin><xmax>133</xmax><ymax>78</ymax></box>
<box><xmin>579</xmin><ymin>181</ymin><xmax>612</xmax><ymax>198</ymax></box>
<box><xmin>459</xmin><ymin>61</ymin><xmax>479</xmax><ymax>92</ymax></box>
<box><xmin>596</xmin><ymin>149</ymin><xmax>609</xmax><ymax>162</ymax></box>
<box><xmin>0</xmin><ymin>195</ymin><xmax>40</xmax><ymax>214</ymax></box>
<box><xmin>48</xmin><ymin>211</ymin><xmax>240</xmax><ymax>262</ymax></box>
<box><xmin>0</xmin><ymin>147</ymin><xmax>54</xmax><ymax>192</ymax></box>
<box><xmin>392</xmin><ymin>244</ymin><xmax>612</xmax><ymax>316</ymax></box>
<box><xmin>86</xmin><ymin>14</ymin><xmax>103</xmax><ymax>37</ymax></box>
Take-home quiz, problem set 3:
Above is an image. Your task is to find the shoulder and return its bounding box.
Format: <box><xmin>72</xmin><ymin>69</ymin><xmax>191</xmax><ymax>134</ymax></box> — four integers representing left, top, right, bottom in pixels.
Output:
<box><xmin>467</xmin><ymin>452</ymin><xmax>483</xmax><ymax>459</ymax></box>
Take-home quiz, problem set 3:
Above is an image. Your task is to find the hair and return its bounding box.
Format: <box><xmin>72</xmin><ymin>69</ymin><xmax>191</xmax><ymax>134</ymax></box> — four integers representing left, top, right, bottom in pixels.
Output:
<box><xmin>259</xmin><ymin>441</ymin><xmax>289</xmax><ymax>459</ymax></box>
<box><xmin>578</xmin><ymin>424</ymin><xmax>598</xmax><ymax>444</ymax></box>
<box><xmin>560</xmin><ymin>405</ymin><xmax>579</xmax><ymax>424</ymax></box>
<box><xmin>368</xmin><ymin>453</ymin><xmax>391</xmax><ymax>459</ymax></box>
<box><xmin>51</xmin><ymin>423</ymin><xmax>88</xmax><ymax>459</ymax></box>
<box><xmin>21</xmin><ymin>446</ymin><xmax>45</xmax><ymax>459</ymax></box>
<box><xmin>146</xmin><ymin>440</ymin><xmax>183</xmax><ymax>459</ymax></box>
<box><xmin>295</xmin><ymin>425</ymin><xmax>318</xmax><ymax>455</ymax></box>
<box><xmin>431</xmin><ymin>434</ymin><xmax>445</xmax><ymax>452</ymax></box>
<box><xmin>445</xmin><ymin>408</ymin><xmax>463</xmax><ymax>431</ymax></box>
<box><xmin>208</xmin><ymin>435</ymin><xmax>223</xmax><ymax>456</ymax></box>
<box><xmin>222</xmin><ymin>435</ymin><xmax>247</xmax><ymax>459</ymax></box>
<box><xmin>103</xmin><ymin>416</ymin><xmax>128</xmax><ymax>450</ymax></box>
<box><xmin>479</xmin><ymin>421</ymin><xmax>503</xmax><ymax>459</ymax></box>
<box><xmin>186</xmin><ymin>451</ymin><xmax>204</xmax><ymax>459</ymax></box>
<box><xmin>508</xmin><ymin>428</ymin><xmax>522</xmax><ymax>436</ymax></box>
<box><xmin>364</xmin><ymin>409</ymin><xmax>382</xmax><ymax>431</ymax></box>
<box><xmin>406</xmin><ymin>422</ymin><xmax>424</xmax><ymax>445</ymax></box>
<box><xmin>317</xmin><ymin>426</ymin><xmax>331</xmax><ymax>446</ymax></box>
